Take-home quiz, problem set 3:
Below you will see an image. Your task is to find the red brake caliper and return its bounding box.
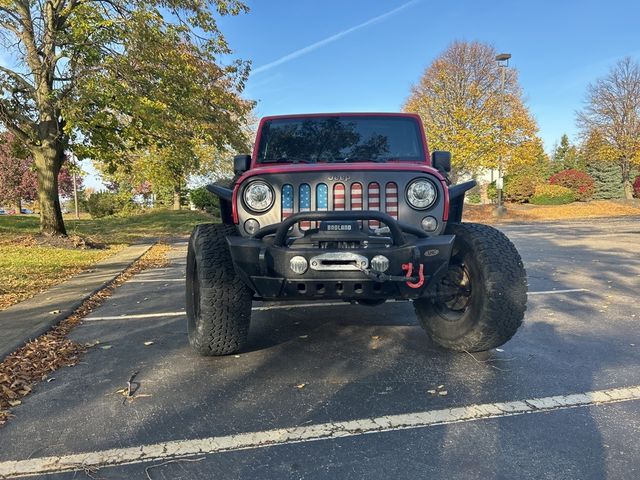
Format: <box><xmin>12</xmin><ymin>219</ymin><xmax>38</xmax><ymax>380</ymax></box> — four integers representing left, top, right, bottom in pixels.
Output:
<box><xmin>401</xmin><ymin>263</ymin><xmax>425</xmax><ymax>289</ymax></box>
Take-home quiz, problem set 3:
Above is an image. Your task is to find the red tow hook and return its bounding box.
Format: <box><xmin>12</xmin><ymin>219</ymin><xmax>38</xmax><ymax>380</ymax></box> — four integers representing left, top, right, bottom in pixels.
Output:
<box><xmin>401</xmin><ymin>263</ymin><xmax>425</xmax><ymax>289</ymax></box>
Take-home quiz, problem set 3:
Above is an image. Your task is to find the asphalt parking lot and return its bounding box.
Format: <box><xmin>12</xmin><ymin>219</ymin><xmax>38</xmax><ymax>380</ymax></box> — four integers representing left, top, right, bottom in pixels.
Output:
<box><xmin>1</xmin><ymin>218</ymin><xmax>639</xmax><ymax>479</ymax></box>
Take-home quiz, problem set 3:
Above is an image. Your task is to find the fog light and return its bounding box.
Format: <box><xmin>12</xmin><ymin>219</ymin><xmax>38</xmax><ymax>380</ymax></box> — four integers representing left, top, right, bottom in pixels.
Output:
<box><xmin>290</xmin><ymin>256</ymin><xmax>308</xmax><ymax>274</ymax></box>
<box><xmin>244</xmin><ymin>218</ymin><xmax>260</xmax><ymax>235</ymax></box>
<box><xmin>421</xmin><ymin>216</ymin><xmax>438</xmax><ymax>232</ymax></box>
<box><xmin>370</xmin><ymin>255</ymin><xmax>390</xmax><ymax>273</ymax></box>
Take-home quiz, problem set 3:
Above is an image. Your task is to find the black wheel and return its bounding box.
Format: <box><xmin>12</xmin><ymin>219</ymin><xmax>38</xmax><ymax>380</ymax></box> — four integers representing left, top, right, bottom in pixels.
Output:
<box><xmin>186</xmin><ymin>223</ymin><xmax>253</xmax><ymax>356</ymax></box>
<box><xmin>414</xmin><ymin>222</ymin><xmax>527</xmax><ymax>352</ymax></box>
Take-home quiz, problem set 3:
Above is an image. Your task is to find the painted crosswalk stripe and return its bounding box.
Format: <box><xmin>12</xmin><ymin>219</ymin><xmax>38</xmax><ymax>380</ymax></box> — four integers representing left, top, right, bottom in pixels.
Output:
<box><xmin>1</xmin><ymin>385</ymin><xmax>638</xmax><ymax>477</ymax></box>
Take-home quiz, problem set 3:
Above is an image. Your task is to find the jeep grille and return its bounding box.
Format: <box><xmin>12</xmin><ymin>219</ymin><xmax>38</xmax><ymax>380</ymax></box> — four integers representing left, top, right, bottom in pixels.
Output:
<box><xmin>281</xmin><ymin>181</ymin><xmax>399</xmax><ymax>231</ymax></box>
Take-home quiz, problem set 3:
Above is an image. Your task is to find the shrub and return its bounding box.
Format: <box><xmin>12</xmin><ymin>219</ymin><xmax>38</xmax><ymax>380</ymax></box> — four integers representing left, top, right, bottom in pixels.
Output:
<box><xmin>504</xmin><ymin>175</ymin><xmax>538</xmax><ymax>203</ymax></box>
<box><xmin>530</xmin><ymin>184</ymin><xmax>576</xmax><ymax>205</ymax></box>
<box><xmin>466</xmin><ymin>192</ymin><xmax>481</xmax><ymax>204</ymax></box>
<box><xmin>85</xmin><ymin>192</ymin><xmax>119</xmax><ymax>218</ymax></box>
<box><xmin>487</xmin><ymin>181</ymin><xmax>497</xmax><ymax>202</ymax></box>
<box><xmin>464</xmin><ymin>184</ymin><xmax>482</xmax><ymax>204</ymax></box>
<box><xmin>549</xmin><ymin>169</ymin><xmax>595</xmax><ymax>201</ymax></box>
<box><xmin>633</xmin><ymin>176</ymin><xmax>640</xmax><ymax>198</ymax></box>
<box><xmin>189</xmin><ymin>187</ymin><xmax>219</xmax><ymax>214</ymax></box>
<box><xmin>486</xmin><ymin>175</ymin><xmax>538</xmax><ymax>203</ymax></box>
<box><xmin>85</xmin><ymin>191</ymin><xmax>137</xmax><ymax>218</ymax></box>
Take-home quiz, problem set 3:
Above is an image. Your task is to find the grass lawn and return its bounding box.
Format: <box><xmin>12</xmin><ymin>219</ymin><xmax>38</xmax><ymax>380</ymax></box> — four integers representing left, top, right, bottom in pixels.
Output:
<box><xmin>0</xmin><ymin>209</ymin><xmax>213</xmax><ymax>310</ymax></box>
<box><xmin>0</xmin><ymin>209</ymin><xmax>214</xmax><ymax>245</ymax></box>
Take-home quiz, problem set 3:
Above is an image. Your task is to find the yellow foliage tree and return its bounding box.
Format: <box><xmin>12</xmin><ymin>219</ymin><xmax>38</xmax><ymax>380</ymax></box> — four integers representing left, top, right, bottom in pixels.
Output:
<box><xmin>403</xmin><ymin>41</ymin><xmax>542</xmax><ymax>178</ymax></box>
<box><xmin>577</xmin><ymin>58</ymin><xmax>640</xmax><ymax>199</ymax></box>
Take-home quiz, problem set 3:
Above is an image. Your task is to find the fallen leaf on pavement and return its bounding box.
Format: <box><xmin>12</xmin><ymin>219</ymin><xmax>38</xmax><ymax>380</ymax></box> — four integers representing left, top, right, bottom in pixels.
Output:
<box><xmin>49</xmin><ymin>310</ymin><xmax>61</xmax><ymax>315</ymax></box>
<box><xmin>100</xmin><ymin>345</ymin><xmax>112</xmax><ymax>350</ymax></box>
<box><xmin>299</xmin><ymin>335</ymin><xmax>309</xmax><ymax>339</ymax></box>
<box><xmin>438</xmin><ymin>390</ymin><xmax>448</xmax><ymax>396</ymax></box>
<box><xmin>8</xmin><ymin>400</ymin><xmax>21</xmax><ymax>407</ymax></box>
<box><xmin>143</xmin><ymin>341</ymin><xmax>154</xmax><ymax>346</ymax></box>
<box><xmin>295</xmin><ymin>383</ymin><xmax>306</xmax><ymax>389</ymax></box>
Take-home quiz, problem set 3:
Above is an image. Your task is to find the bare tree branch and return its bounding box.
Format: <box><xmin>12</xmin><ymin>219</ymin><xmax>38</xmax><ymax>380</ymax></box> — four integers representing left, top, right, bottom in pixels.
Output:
<box><xmin>0</xmin><ymin>65</ymin><xmax>36</xmax><ymax>91</ymax></box>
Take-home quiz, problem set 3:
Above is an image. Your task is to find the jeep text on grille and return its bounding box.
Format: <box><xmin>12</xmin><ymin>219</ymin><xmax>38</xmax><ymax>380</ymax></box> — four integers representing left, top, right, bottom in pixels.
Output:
<box><xmin>190</xmin><ymin>113</ymin><xmax>527</xmax><ymax>356</ymax></box>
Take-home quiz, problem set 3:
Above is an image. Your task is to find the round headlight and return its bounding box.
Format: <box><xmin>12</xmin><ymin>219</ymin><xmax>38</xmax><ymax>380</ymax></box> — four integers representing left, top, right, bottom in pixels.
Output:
<box><xmin>243</xmin><ymin>181</ymin><xmax>274</xmax><ymax>213</ymax></box>
<box><xmin>406</xmin><ymin>179</ymin><xmax>437</xmax><ymax>210</ymax></box>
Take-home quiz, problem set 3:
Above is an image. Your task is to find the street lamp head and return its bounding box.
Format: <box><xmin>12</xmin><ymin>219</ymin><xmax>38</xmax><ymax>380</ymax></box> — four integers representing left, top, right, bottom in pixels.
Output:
<box><xmin>495</xmin><ymin>53</ymin><xmax>511</xmax><ymax>62</ymax></box>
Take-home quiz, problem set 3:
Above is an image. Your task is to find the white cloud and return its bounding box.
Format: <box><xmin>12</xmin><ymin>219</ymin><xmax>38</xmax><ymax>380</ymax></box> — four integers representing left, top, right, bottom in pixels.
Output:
<box><xmin>252</xmin><ymin>0</ymin><xmax>420</xmax><ymax>75</ymax></box>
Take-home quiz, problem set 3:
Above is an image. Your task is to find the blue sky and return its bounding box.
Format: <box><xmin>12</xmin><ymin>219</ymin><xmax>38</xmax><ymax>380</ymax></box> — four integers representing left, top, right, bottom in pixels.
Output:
<box><xmin>220</xmin><ymin>0</ymin><xmax>640</xmax><ymax>152</ymax></box>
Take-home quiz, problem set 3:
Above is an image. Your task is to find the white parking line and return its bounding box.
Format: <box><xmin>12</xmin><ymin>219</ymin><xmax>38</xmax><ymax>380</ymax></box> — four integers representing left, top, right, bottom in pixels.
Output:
<box><xmin>127</xmin><ymin>278</ymin><xmax>184</xmax><ymax>283</ymax></box>
<box><xmin>253</xmin><ymin>300</ymin><xmax>409</xmax><ymax>311</ymax></box>
<box><xmin>1</xmin><ymin>385</ymin><xmax>638</xmax><ymax>477</ymax></box>
<box><xmin>83</xmin><ymin>289</ymin><xmax>590</xmax><ymax>321</ymax></box>
<box><xmin>527</xmin><ymin>288</ymin><xmax>588</xmax><ymax>295</ymax></box>
<box><xmin>253</xmin><ymin>302</ymin><xmax>347</xmax><ymax>311</ymax></box>
<box><xmin>84</xmin><ymin>312</ymin><xmax>185</xmax><ymax>321</ymax></box>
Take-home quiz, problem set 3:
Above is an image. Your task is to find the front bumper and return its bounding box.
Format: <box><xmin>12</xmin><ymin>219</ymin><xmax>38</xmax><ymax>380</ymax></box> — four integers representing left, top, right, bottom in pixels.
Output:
<box><xmin>227</xmin><ymin>211</ymin><xmax>454</xmax><ymax>301</ymax></box>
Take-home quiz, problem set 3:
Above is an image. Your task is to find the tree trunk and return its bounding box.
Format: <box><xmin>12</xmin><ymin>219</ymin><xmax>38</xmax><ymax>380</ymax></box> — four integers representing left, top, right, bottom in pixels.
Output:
<box><xmin>621</xmin><ymin>159</ymin><xmax>634</xmax><ymax>200</ymax></box>
<box><xmin>480</xmin><ymin>182</ymin><xmax>489</xmax><ymax>204</ymax></box>
<box><xmin>173</xmin><ymin>187</ymin><xmax>181</xmax><ymax>210</ymax></box>
<box><xmin>14</xmin><ymin>198</ymin><xmax>22</xmax><ymax>214</ymax></box>
<box><xmin>33</xmin><ymin>145</ymin><xmax>67</xmax><ymax>236</ymax></box>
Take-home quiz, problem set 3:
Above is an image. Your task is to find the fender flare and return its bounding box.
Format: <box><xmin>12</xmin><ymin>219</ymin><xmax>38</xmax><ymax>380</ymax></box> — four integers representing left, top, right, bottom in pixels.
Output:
<box><xmin>447</xmin><ymin>180</ymin><xmax>477</xmax><ymax>223</ymax></box>
<box><xmin>206</xmin><ymin>183</ymin><xmax>234</xmax><ymax>224</ymax></box>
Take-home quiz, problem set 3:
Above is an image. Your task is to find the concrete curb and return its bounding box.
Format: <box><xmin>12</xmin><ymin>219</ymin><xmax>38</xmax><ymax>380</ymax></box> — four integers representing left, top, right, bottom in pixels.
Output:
<box><xmin>0</xmin><ymin>243</ymin><xmax>154</xmax><ymax>360</ymax></box>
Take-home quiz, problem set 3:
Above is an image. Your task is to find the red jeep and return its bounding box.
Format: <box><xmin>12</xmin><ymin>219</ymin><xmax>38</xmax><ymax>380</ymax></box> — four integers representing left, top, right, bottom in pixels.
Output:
<box><xmin>186</xmin><ymin>113</ymin><xmax>527</xmax><ymax>355</ymax></box>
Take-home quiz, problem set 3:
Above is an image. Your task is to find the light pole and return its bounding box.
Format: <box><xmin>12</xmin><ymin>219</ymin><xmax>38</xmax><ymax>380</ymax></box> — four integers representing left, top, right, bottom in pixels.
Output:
<box><xmin>68</xmin><ymin>152</ymin><xmax>80</xmax><ymax>219</ymax></box>
<box><xmin>494</xmin><ymin>53</ymin><xmax>511</xmax><ymax>217</ymax></box>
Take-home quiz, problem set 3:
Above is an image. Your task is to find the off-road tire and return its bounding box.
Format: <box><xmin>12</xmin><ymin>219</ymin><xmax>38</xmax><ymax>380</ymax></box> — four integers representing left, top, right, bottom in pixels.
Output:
<box><xmin>186</xmin><ymin>223</ymin><xmax>253</xmax><ymax>356</ymax></box>
<box><xmin>414</xmin><ymin>222</ymin><xmax>527</xmax><ymax>352</ymax></box>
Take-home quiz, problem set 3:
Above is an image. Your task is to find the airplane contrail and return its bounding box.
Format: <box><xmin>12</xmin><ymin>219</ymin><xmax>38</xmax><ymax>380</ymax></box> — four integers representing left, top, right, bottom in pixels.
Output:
<box><xmin>252</xmin><ymin>0</ymin><xmax>421</xmax><ymax>75</ymax></box>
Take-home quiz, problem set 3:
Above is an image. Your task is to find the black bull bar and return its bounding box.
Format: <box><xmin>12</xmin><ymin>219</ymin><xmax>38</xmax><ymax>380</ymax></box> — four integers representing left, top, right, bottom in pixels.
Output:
<box><xmin>227</xmin><ymin>210</ymin><xmax>455</xmax><ymax>300</ymax></box>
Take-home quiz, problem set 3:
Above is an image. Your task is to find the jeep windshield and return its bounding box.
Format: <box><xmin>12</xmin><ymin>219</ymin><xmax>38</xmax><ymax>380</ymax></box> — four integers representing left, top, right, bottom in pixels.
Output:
<box><xmin>256</xmin><ymin>115</ymin><xmax>425</xmax><ymax>164</ymax></box>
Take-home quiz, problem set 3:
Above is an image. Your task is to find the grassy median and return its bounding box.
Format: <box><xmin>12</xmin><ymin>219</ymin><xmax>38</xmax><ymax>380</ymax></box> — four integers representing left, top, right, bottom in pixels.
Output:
<box><xmin>0</xmin><ymin>209</ymin><xmax>212</xmax><ymax>310</ymax></box>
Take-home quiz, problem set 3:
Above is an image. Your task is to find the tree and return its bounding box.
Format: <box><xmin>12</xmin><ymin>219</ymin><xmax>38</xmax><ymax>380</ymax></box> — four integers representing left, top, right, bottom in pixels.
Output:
<box><xmin>0</xmin><ymin>132</ymin><xmax>37</xmax><ymax>212</ymax></box>
<box><xmin>583</xmin><ymin>130</ymin><xmax>625</xmax><ymax>199</ymax></box>
<box><xmin>57</xmin><ymin>164</ymin><xmax>84</xmax><ymax>199</ymax></box>
<box><xmin>0</xmin><ymin>133</ymin><xmax>85</xmax><ymax>212</ymax></box>
<box><xmin>552</xmin><ymin>134</ymin><xmax>584</xmax><ymax>173</ymax></box>
<box><xmin>0</xmin><ymin>1</ymin><xmax>252</xmax><ymax>235</ymax></box>
<box><xmin>577</xmin><ymin>57</ymin><xmax>640</xmax><ymax>199</ymax></box>
<box><xmin>404</xmin><ymin>41</ymin><xmax>541</xmax><ymax>178</ymax></box>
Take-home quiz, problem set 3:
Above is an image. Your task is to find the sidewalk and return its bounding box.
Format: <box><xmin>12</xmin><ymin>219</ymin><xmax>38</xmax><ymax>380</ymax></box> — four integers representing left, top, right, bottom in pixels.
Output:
<box><xmin>0</xmin><ymin>243</ymin><xmax>153</xmax><ymax>360</ymax></box>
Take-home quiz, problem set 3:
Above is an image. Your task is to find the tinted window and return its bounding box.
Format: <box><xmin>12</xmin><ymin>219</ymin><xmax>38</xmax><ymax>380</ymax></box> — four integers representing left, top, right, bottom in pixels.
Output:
<box><xmin>257</xmin><ymin>116</ymin><xmax>424</xmax><ymax>163</ymax></box>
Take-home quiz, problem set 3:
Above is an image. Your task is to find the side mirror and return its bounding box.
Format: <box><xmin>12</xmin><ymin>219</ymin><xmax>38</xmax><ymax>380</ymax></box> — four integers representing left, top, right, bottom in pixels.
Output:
<box><xmin>233</xmin><ymin>154</ymin><xmax>251</xmax><ymax>175</ymax></box>
<box><xmin>431</xmin><ymin>151</ymin><xmax>451</xmax><ymax>175</ymax></box>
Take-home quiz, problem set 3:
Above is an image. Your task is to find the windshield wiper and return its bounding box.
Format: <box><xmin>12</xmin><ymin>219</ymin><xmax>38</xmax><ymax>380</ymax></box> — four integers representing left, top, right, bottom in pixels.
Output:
<box><xmin>332</xmin><ymin>156</ymin><xmax>387</xmax><ymax>163</ymax></box>
<box><xmin>265</xmin><ymin>156</ymin><xmax>316</xmax><ymax>164</ymax></box>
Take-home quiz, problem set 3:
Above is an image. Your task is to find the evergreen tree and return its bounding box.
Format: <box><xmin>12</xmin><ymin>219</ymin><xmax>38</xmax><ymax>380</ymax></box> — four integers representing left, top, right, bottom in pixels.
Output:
<box><xmin>586</xmin><ymin>160</ymin><xmax>624</xmax><ymax>199</ymax></box>
<box><xmin>552</xmin><ymin>134</ymin><xmax>584</xmax><ymax>173</ymax></box>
